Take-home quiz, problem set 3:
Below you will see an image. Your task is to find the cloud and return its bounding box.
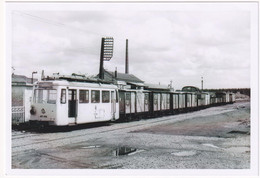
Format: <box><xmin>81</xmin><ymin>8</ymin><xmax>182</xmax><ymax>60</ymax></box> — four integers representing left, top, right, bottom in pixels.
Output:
<box><xmin>11</xmin><ymin>7</ymin><xmax>251</xmax><ymax>89</ymax></box>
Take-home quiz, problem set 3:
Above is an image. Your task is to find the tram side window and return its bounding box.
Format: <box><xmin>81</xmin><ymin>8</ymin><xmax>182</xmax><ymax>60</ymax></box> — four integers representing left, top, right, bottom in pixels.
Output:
<box><xmin>102</xmin><ymin>91</ymin><xmax>110</xmax><ymax>103</ymax></box>
<box><xmin>79</xmin><ymin>90</ymin><xmax>89</xmax><ymax>103</ymax></box>
<box><xmin>91</xmin><ymin>90</ymin><xmax>100</xmax><ymax>103</ymax></box>
<box><xmin>60</xmin><ymin>89</ymin><xmax>66</xmax><ymax>104</ymax></box>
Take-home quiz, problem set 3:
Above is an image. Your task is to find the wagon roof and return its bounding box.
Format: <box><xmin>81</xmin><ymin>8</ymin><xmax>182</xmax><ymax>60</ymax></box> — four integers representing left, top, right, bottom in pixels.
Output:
<box><xmin>144</xmin><ymin>83</ymin><xmax>170</xmax><ymax>90</ymax></box>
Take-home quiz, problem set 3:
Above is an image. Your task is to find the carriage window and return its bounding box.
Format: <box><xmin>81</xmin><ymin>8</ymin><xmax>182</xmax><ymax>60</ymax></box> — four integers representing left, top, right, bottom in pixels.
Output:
<box><xmin>102</xmin><ymin>91</ymin><xmax>110</xmax><ymax>103</ymax></box>
<box><xmin>166</xmin><ymin>94</ymin><xmax>170</xmax><ymax>104</ymax></box>
<box><xmin>154</xmin><ymin>94</ymin><xmax>158</xmax><ymax>104</ymax></box>
<box><xmin>34</xmin><ymin>89</ymin><xmax>57</xmax><ymax>104</ymax></box>
<box><xmin>125</xmin><ymin>92</ymin><xmax>131</xmax><ymax>105</ymax></box>
<box><xmin>79</xmin><ymin>90</ymin><xmax>89</xmax><ymax>103</ymax></box>
<box><xmin>60</xmin><ymin>89</ymin><xmax>66</xmax><ymax>104</ymax></box>
<box><xmin>91</xmin><ymin>90</ymin><xmax>100</xmax><ymax>103</ymax></box>
<box><xmin>144</xmin><ymin>93</ymin><xmax>149</xmax><ymax>105</ymax></box>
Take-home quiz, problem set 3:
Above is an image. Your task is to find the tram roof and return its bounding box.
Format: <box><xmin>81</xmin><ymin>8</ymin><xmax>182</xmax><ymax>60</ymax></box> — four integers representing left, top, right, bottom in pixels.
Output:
<box><xmin>37</xmin><ymin>80</ymin><xmax>118</xmax><ymax>89</ymax></box>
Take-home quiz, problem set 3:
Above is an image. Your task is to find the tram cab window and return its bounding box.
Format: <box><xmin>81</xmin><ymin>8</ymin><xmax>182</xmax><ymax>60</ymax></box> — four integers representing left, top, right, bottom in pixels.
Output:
<box><xmin>102</xmin><ymin>91</ymin><xmax>110</xmax><ymax>103</ymax></box>
<box><xmin>91</xmin><ymin>90</ymin><xmax>100</xmax><ymax>103</ymax></box>
<box><xmin>60</xmin><ymin>89</ymin><xmax>66</xmax><ymax>104</ymax></box>
<box><xmin>34</xmin><ymin>89</ymin><xmax>57</xmax><ymax>104</ymax></box>
<box><xmin>79</xmin><ymin>90</ymin><xmax>89</xmax><ymax>103</ymax></box>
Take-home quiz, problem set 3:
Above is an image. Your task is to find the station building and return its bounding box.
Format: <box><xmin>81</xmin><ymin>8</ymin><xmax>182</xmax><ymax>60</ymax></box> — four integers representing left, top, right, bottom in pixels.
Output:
<box><xmin>12</xmin><ymin>74</ymin><xmax>37</xmax><ymax>124</ymax></box>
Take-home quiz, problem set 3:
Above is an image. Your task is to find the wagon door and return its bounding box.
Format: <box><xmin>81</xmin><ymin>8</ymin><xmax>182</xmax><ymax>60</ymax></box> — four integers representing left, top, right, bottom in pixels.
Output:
<box><xmin>68</xmin><ymin>89</ymin><xmax>77</xmax><ymax>123</ymax></box>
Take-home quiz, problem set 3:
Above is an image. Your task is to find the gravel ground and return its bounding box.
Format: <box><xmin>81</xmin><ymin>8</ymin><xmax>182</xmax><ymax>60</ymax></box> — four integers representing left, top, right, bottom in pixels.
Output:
<box><xmin>12</xmin><ymin>101</ymin><xmax>250</xmax><ymax>169</ymax></box>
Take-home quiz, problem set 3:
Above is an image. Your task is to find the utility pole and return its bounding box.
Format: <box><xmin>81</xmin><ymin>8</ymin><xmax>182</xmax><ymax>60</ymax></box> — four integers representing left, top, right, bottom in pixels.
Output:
<box><xmin>125</xmin><ymin>39</ymin><xmax>129</xmax><ymax>74</ymax></box>
<box><xmin>201</xmin><ymin>77</ymin><xmax>203</xmax><ymax>91</ymax></box>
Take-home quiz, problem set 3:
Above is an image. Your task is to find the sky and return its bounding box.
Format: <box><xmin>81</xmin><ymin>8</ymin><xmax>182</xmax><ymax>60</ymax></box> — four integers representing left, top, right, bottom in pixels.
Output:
<box><xmin>9</xmin><ymin>3</ymin><xmax>252</xmax><ymax>89</ymax></box>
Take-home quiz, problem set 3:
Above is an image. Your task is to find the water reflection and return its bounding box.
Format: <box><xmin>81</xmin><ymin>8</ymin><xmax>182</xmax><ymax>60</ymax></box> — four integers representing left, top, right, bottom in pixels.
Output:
<box><xmin>114</xmin><ymin>147</ymin><xmax>137</xmax><ymax>156</ymax></box>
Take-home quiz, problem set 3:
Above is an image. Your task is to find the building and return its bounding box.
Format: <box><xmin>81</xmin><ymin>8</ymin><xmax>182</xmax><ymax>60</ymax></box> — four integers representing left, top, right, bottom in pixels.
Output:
<box><xmin>12</xmin><ymin>74</ymin><xmax>37</xmax><ymax>124</ymax></box>
<box><xmin>102</xmin><ymin>70</ymin><xmax>145</xmax><ymax>89</ymax></box>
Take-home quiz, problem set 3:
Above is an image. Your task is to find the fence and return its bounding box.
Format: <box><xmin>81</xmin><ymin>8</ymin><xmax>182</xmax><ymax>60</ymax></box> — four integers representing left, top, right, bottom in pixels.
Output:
<box><xmin>12</xmin><ymin>106</ymin><xmax>25</xmax><ymax>124</ymax></box>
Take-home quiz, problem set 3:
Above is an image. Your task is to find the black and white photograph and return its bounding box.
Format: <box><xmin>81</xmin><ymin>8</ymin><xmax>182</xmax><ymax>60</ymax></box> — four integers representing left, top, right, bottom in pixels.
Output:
<box><xmin>4</xmin><ymin>1</ymin><xmax>259</xmax><ymax>177</ymax></box>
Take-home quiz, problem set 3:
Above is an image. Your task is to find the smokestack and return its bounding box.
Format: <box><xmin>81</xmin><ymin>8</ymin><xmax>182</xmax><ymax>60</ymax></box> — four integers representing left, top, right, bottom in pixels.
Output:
<box><xmin>41</xmin><ymin>70</ymin><xmax>45</xmax><ymax>80</ymax></box>
<box><xmin>201</xmin><ymin>77</ymin><xmax>203</xmax><ymax>91</ymax></box>
<box><xmin>125</xmin><ymin>39</ymin><xmax>129</xmax><ymax>74</ymax></box>
<box><xmin>115</xmin><ymin>67</ymin><xmax>117</xmax><ymax>78</ymax></box>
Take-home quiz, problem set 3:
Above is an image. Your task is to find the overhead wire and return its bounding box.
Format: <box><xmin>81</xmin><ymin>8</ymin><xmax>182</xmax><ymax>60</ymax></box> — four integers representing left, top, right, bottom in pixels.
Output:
<box><xmin>12</xmin><ymin>11</ymin><xmax>106</xmax><ymax>52</ymax></box>
<box><xmin>13</xmin><ymin>11</ymin><xmax>103</xmax><ymax>36</ymax></box>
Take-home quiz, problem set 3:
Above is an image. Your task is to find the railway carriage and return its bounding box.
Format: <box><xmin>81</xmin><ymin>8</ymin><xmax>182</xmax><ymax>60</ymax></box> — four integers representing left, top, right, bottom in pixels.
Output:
<box><xmin>172</xmin><ymin>92</ymin><xmax>180</xmax><ymax>113</ymax></box>
<box><xmin>118</xmin><ymin>89</ymin><xmax>150</xmax><ymax>121</ymax></box>
<box><xmin>176</xmin><ymin>92</ymin><xmax>186</xmax><ymax>112</ymax></box>
<box><xmin>229</xmin><ymin>93</ymin><xmax>236</xmax><ymax>103</ymax></box>
<box><xmin>198</xmin><ymin>92</ymin><xmax>210</xmax><ymax>108</ymax></box>
<box><xmin>30</xmin><ymin>80</ymin><xmax>119</xmax><ymax>126</ymax></box>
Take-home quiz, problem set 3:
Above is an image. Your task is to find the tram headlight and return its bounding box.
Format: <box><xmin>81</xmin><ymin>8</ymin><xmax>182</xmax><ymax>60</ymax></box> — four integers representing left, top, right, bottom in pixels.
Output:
<box><xmin>30</xmin><ymin>106</ymin><xmax>36</xmax><ymax>115</ymax></box>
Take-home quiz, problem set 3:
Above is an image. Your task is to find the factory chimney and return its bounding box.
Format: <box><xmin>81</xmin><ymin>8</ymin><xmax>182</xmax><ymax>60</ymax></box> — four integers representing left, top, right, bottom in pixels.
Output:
<box><xmin>99</xmin><ymin>38</ymin><xmax>105</xmax><ymax>79</ymax></box>
<box><xmin>115</xmin><ymin>67</ymin><xmax>117</xmax><ymax>78</ymax></box>
<box><xmin>125</xmin><ymin>39</ymin><xmax>129</xmax><ymax>74</ymax></box>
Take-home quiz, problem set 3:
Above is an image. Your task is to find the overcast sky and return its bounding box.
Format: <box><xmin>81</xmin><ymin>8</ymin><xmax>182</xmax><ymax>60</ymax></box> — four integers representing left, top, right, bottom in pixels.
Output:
<box><xmin>9</xmin><ymin>3</ymin><xmax>253</xmax><ymax>89</ymax></box>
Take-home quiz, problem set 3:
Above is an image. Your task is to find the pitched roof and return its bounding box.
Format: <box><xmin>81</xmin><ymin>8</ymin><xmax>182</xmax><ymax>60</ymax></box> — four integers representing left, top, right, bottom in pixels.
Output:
<box><xmin>12</xmin><ymin>74</ymin><xmax>37</xmax><ymax>84</ymax></box>
<box><xmin>104</xmin><ymin>70</ymin><xmax>144</xmax><ymax>83</ymax></box>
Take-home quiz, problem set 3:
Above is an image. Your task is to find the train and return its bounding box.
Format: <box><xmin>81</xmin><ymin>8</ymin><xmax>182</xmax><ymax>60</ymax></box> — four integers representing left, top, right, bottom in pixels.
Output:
<box><xmin>29</xmin><ymin>77</ymin><xmax>235</xmax><ymax>126</ymax></box>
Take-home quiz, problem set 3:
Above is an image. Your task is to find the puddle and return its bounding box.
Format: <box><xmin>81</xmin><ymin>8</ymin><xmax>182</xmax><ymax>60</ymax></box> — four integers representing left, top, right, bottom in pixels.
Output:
<box><xmin>113</xmin><ymin>147</ymin><xmax>139</xmax><ymax>156</ymax></box>
<box><xmin>171</xmin><ymin>151</ymin><xmax>196</xmax><ymax>157</ymax></box>
<box><xmin>202</xmin><ymin>143</ymin><xmax>220</xmax><ymax>149</ymax></box>
<box><xmin>81</xmin><ymin>145</ymin><xmax>101</xmax><ymax>149</ymax></box>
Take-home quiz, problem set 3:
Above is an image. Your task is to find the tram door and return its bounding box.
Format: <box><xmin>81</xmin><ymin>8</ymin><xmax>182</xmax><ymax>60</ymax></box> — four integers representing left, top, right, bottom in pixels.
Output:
<box><xmin>111</xmin><ymin>91</ymin><xmax>116</xmax><ymax>118</ymax></box>
<box><xmin>68</xmin><ymin>89</ymin><xmax>77</xmax><ymax>121</ymax></box>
